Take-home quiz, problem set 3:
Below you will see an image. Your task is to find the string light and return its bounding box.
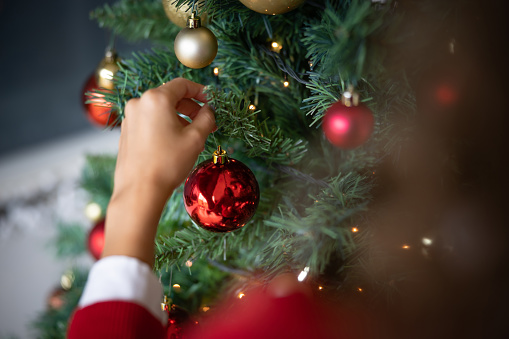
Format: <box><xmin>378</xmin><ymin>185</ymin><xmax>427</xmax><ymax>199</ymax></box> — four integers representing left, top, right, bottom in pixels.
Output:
<box><xmin>297</xmin><ymin>266</ymin><xmax>310</xmax><ymax>282</ymax></box>
<box><xmin>213</xmin><ymin>67</ymin><xmax>219</xmax><ymax>76</ymax></box>
<box><xmin>84</xmin><ymin>202</ymin><xmax>102</xmax><ymax>222</ymax></box>
<box><xmin>271</xmin><ymin>41</ymin><xmax>282</xmax><ymax>52</ymax></box>
<box><xmin>357</xmin><ymin>287</ymin><xmax>363</xmax><ymax>292</ymax></box>
<box><xmin>318</xmin><ymin>286</ymin><xmax>323</xmax><ymax>290</ymax></box>
<box><xmin>201</xmin><ymin>306</ymin><xmax>210</xmax><ymax>312</ymax></box>
<box><xmin>422</xmin><ymin>237</ymin><xmax>433</xmax><ymax>246</ymax></box>
<box><xmin>172</xmin><ymin>284</ymin><xmax>181</xmax><ymax>292</ymax></box>
<box><xmin>238</xmin><ymin>292</ymin><xmax>245</xmax><ymax>299</ymax></box>
<box><xmin>283</xmin><ymin>80</ymin><xmax>290</xmax><ymax>87</ymax></box>
<box><xmin>402</xmin><ymin>244</ymin><xmax>410</xmax><ymax>250</ymax></box>
<box><xmin>185</xmin><ymin>260</ymin><xmax>193</xmax><ymax>267</ymax></box>
<box><xmin>351</xmin><ymin>227</ymin><xmax>359</xmax><ymax>233</ymax></box>
<box><xmin>249</xmin><ymin>104</ymin><xmax>256</xmax><ymax>110</ymax></box>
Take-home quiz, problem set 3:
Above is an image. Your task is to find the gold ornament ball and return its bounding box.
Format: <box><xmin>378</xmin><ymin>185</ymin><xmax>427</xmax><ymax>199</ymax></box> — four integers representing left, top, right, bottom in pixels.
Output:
<box><xmin>239</xmin><ymin>0</ymin><xmax>306</xmax><ymax>15</ymax></box>
<box><xmin>162</xmin><ymin>0</ymin><xmax>207</xmax><ymax>28</ymax></box>
<box><xmin>95</xmin><ymin>49</ymin><xmax>120</xmax><ymax>90</ymax></box>
<box><xmin>174</xmin><ymin>17</ymin><xmax>217</xmax><ymax>69</ymax></box>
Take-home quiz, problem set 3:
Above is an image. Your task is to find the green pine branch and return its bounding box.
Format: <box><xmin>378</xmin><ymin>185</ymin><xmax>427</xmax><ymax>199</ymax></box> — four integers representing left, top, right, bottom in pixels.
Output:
<box><xmin>80</xmin><ymin>155</ymin><xmax>116</xmax><ymax>212</ymax></box>
<box><xmin>206</xmin><ymin>88</ymin><xmax>308</xmax><ymax>166</ymax></box>
<box><xmin>262</xmin><ymin>171</ymin><xmax>372</xmax><ymax>276</ymax></box>
<box><xmin>303</xmin><ymin>0</ymin><xmax>392</xmax><ymax>83</ymax></box>
<box><xmin>91</xmin><ymin>0</ymin><xmax>179</xmax><ymax>44</ymax></box>
<box><xmin>32</xmin><ymin>269</ymin><xmax>88</xmax><ymax>339</ymax></box>
<box><xmin>49</xmin><ymin>223</ymin><xmax>87</xmax><ymax>259</ymax></box>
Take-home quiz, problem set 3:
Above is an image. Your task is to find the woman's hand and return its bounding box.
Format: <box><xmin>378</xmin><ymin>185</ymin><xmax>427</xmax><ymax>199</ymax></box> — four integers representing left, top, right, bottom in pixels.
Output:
<box><xmin>102</xmin><ymin>78</ymin><xmax>215</xmax><ymax>266</ymax></box>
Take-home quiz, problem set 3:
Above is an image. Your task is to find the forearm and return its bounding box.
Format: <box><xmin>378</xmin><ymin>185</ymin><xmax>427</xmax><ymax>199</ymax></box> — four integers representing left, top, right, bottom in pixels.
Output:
<box><xmin>102</xmin><ymin>183</ymin><xmax>172</xmax><ymax>267</ymax></box>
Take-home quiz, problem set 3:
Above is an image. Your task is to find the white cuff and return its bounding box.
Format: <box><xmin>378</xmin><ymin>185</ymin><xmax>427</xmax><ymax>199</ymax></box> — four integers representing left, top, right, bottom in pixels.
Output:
<box><xmin>78</xmin><ymin>256</ymin><xmax>167</xmax><ymax>325</ymax></box>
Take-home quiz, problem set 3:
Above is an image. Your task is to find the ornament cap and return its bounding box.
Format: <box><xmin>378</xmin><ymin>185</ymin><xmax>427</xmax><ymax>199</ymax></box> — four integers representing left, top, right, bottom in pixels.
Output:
<box><xmin>213</xmin><ymin>145</ymin><xmax>229</xmax><ymax>164</ymax></box>
<box><xmin>161</xmin><ymin>295</ymin><xmax>171</xmax><ymax>311</ymax></box>
<box><xmin>187</xmin><ymin>11</ymin><xmax>201</xmax><ymax>28</ymax></box>
<box><xmin>104</xmin><ymin>48</ymin><xmax>117</xmax><ymax>62</ymax></box>
<box><xmin>341</xmin><ymin>85</ymin><xmax>360</xmax><ymax>107</ymax></box>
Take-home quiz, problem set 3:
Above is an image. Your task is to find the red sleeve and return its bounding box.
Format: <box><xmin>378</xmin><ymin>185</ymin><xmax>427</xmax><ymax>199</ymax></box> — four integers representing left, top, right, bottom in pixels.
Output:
<box><xmin>67</xmin><ymin>301</ymin><xmax>166</xmax><ymax>339</ymax></box>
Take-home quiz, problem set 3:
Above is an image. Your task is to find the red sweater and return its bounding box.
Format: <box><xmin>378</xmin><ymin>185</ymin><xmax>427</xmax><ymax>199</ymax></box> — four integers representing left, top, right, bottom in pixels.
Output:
<box><xmin>67</xmin><ymin>256</ymin><xmax>362</xmax><ymax>339</ymax></box>
<box><xmin>68</xmin><ymin>301</ymin><xmax>165</xmax><ymax>339</ymax></box>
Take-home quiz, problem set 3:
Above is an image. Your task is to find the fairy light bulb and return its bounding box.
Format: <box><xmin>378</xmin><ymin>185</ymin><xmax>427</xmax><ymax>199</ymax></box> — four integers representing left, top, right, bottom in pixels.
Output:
<box><xmin>297</xmin><ymin>266</ymin><xmax>310</xmax><ymax>282</ymax></box>
<box><xmin>271</xmin><ymin>41</ymin><xmax>282</xmax><ymax>52</ymax></box>
<box><xmin>85</xmin><ymin>202</ymin><xmax>103</xmax><ymax>222</ymax></box>
<box><xmin>185</xmin><ymin>260</ymin><xmax>193</xmax><ymax>267</ymax></box>
<box><xmin>173</xmin><ymin>284</ymin><xmax>181</xmax><ymax>292</ymax></box>
<box><xmin>238</xmin><ymin>292</ymin><xmax>245</xmax><ymax>299</ymax></box>
<box><xmin>351</xmin><ymin>227</ymin><xmax>359</xmax><ymax>233</ymax></box>
<box><xmin>402</xmin><ymin>244</ymin><xmax>410</xmax><ymax>250</ymax></box>
<box><xmin>422</xmin><ymin>237</ymin><xmax>433</xmax><ymax>246</ymax></box>
<box><xmin>249</xmin><ymin>104</ymin><xmax>256</xmax><ymax>110</ymax></box>
<box><xmin>283</xmin><ymin>80</ymin><xmax>290</xmax><ymax>87</ymax></box>
<box><xmin>213</xmin><ymin>67</ymin><xmax>219</xmax><ymax>76</ymax></box>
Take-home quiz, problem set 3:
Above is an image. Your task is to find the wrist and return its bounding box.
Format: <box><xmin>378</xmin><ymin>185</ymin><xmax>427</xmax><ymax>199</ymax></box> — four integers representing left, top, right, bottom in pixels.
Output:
<box><xmin>103</xmin><ymin>182</ymin><xmax>173</xmax><ymax>267</ymax></box>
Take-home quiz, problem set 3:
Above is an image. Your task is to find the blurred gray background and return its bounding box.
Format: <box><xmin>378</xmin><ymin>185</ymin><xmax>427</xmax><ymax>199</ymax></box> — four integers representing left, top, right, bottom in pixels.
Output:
<box><xmin>0</xmin><ymin>0</ymin><xmax>147</xmax><ymax>156</ymax></box>
<box><xmin>0</xmin><ymin>0</ymin><xmax>148</xmax><ymax>337</ymax></box>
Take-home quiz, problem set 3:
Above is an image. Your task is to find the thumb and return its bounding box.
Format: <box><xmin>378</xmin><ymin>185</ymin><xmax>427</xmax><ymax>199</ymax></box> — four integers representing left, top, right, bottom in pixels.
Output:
<box><xmin>189</xmin><ymin>104</ymin><xmax>216</xmax><ymax>136</ymax></box>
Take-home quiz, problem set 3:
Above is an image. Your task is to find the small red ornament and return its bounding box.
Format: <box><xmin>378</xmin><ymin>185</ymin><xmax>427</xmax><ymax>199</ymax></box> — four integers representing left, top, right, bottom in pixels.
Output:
<box><xmin>415</xmin><ymin>54</ymin><xmax>467</xmax><ymax>131</ymax></box>
<box><xmin>87</xmin><ymin>219</ymin><xmax>105</xmax><ymax>260</ymax></box>
<box><xmin>183</xmin><ymin>146</ymin><xmax>259</xmax><ymax>232</ymax></box>
<box><xmin>167</xmin><ymin>304</ymin><xmax>191</xmax><ymax>339</ymax></box>
<box><xmin>47</xmin><ymin>286</ymin><xmax>66</xmax><ymax>310</ymax></box>
<box><xmin>161</xmin><ymin>296</ymin><xmax>195</xmax><ymax>339</ymax></box>
<box><xmin>322</xmin><ymin>90</ymin><xmax>374</xmax><ymax>149</ymax></box>
<box><xmin>82</xmin><ymin>74</ymin><xmax>118</xmax><ymax>127</ymax></box>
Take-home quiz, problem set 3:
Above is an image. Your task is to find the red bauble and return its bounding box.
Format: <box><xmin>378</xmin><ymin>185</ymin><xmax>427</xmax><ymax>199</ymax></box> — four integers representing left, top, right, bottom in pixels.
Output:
<box><xmin>183</xmin><ymin>147</ymin><xmax>259</xmax><ymax>232</ymax></box>
<box><xmin>82</xmin><ymin>74</ymin><xmax>118</xmax><ymax>127</ymax></box>
<box><xmin>322</xmin><ymin>101</ymin><xmax>374</xmax><ymax>149</ymax></box>
<box><xmin>87</xmin><ymin>219</ymin><xmax>105</xmax><ymax>260</ymax></box>
<box><xmin>415</xmin><ymin>56</ymin><xmax>467</xmax><ymax>130</ymax></box>
<box><xmin>47</xmin><ymin>286</ymin><xmax>66</xmax><ymax>310</ymax></box>
<box><xmin>166</xmin><ymin>304</ymin><xmax>192</xmax><ymax>339</ymax></box>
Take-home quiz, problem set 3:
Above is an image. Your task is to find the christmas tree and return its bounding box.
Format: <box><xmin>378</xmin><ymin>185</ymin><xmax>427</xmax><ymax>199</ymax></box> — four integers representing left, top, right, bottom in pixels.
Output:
<box><xmin>35</xmin><ymin>0</ymin><xmax>509</xmax><ymax>338</ymax></box>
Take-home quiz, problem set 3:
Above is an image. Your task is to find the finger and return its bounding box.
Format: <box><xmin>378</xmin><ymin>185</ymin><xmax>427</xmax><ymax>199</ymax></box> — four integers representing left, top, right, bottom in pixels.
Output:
<box><xmin>177</xmin><ymin>114</ymin><xmax>191</xmax><ymax>127</ymax></box>
<box><xmin>157</xmin><ymin>77</ymin><xmax>208</xmax><ymax>104</ymax></box>
<box><xmin>176</xmin><ymin>98</ymin><xmax>202</xmax><ymax>119</ymax></box>
<box><xmin>123</xmin><ymin>97</ymin><xmax>139</xmax><ymax>120</ymax></box>
<box><xmin>188</xmin><ymin>104</ymin><xmax>216</xmax><ymax>136</ymax></box>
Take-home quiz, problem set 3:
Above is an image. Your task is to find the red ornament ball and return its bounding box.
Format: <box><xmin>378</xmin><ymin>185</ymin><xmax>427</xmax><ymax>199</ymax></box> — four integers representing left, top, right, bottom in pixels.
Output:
<box><xmin>166</xmin><ymin>304</ymin><xmax>192</xmax><ymax>339</ymax></box>
<box><xmin>47</xmin><ymin>286</ymin><xmax>66</xmax><ymax>310</ymax></box>
<box><xmin>322</xmin><ymin>101</ymin><xmax>374</xmax><ymax>149</ymax></box>
<box><xmin>82</xmin><ymin>74</ymin><xmax>118</xmax><ymax>127</ymax></box>
<box><xmin>87</xmin><ymin>219</ymin><xmax>105</xmax><ymax>260</ymax></box>
<box><xmin>183</xmin><ymin>148</ymin><xmax>259</xmax><ymax>232</ymax></box>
